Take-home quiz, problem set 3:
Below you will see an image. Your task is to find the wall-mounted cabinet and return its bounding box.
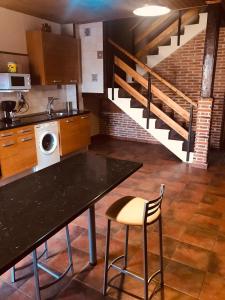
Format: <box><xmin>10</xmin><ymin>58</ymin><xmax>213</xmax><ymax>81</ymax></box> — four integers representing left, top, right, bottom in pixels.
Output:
<box><xmin>26</xmin><ymin>31</ymin><xmax>81</xmax><ymax>85</ymax></box>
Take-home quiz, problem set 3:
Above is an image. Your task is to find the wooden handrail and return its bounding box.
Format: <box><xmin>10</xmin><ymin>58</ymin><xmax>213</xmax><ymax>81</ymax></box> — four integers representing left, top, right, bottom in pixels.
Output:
<box><xmin>115</xmin><ymin>74</ymin><xmax>189</xmax><ymax>140</ymax></box>
<box><xmin>136</xmin><ymin>9</ymin><xmax>198</xmax><ymax>58</ymax></box>
<box><xmin>134</xmin><ymin>12</ymin><xmax>174</xmax><ymax>46</ymax></box>
<box><xmin>109</xmin><ymin>38</ymin><xmax>197</xmax><ymax>108</ymax></box>
<box><xmin>114</xmin><ymin>56</ymin><xmax>190</xmax><ymax>121</ymax></box>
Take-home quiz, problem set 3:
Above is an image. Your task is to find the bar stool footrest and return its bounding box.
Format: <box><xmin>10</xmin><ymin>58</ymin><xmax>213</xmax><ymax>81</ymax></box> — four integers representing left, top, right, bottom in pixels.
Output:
<box><xmin>109</xmin><ymin>257</ymin><xmax>162</xmax><ymax>286</ymax></box>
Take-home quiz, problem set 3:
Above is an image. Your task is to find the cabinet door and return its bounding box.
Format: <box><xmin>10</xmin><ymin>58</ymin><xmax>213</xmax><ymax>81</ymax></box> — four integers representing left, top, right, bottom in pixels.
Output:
<box><xmin>0</xmin><ymin>135</ymin><xmax>18</xmax><ymax>178</ymax></box>
<box><xmin>59</xmin><ymin>117</ymin><xmax>79</xmax><ymax>156</ymax></box>
<box><xmin>59</xmin><ymin>115</ymin><xmax>90</xmax><ymax>156</ymax></box>
<box><xmin>42</xmin><ymin>32</ymin><xmax>64</xmax><ymax>85</ymax></box>
<box><xmin>16</xmin><ymin>126</ymin><xmax>37</xmax><ymax>173</ymax></box>
<box><xmin>42</xmin><ymin>33</ymin><xmax>79</xmax><ymax>85</ymax></box>
<box><xmin>76</xmin><ymin>115</ymin><xmax>91</xmax><ymax>149</ymax></box>
<box><xmin>60</xmin><ymin>37</ymin><xmax>79</xmax><ymax>84</ymax></box>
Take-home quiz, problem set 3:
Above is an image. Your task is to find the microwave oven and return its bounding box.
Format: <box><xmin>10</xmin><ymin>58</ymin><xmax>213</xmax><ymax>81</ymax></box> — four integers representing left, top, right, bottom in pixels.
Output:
<box><xmin>0</xmin><ymin>73</ymin><xmax>31</xmax><ymax>91</ymax></box>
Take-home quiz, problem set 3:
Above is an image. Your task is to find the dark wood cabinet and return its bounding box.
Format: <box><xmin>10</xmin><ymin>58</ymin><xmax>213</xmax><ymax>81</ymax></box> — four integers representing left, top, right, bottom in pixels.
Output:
<box><xmin>26</xmin><ymin>31</ymin><xmax>81</xmax><ymax>85</ymax></box>
<box><xmin>58</xmin><ymin>114</ymin><xmax>91</xmax><ymax>156</ymax></box>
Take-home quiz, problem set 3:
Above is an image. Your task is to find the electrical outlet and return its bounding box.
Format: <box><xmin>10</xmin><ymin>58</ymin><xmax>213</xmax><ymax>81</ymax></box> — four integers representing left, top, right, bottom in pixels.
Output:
<box><xmin>97</xmin><ymin>51</ymin><xmax>103</xmax><ymax>59</ymax></box>
<box><xmin>92</xmin><ymin>74</ymin><xmax>98</xmax><ymax>82</ymax></box>
<box><xmin>84</xmin><ymin>28</ymin><xmax>91</xmax><ymax>36</ymax></box>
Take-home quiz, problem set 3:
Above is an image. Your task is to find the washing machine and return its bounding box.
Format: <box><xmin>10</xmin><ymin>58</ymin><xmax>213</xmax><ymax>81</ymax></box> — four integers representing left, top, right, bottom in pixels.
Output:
<box><xmin>34</xmin><ymin>121</ymin><xmax>60</xmax><ymax>171</ymax></box>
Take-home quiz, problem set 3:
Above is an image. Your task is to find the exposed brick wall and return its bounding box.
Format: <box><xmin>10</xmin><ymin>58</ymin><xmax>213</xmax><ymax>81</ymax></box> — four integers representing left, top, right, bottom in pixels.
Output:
<box><xmin>193</xmin><ymin>98</ymin><xmax>213</xmax><ymax>169</ymax></box>
<box><xmin>100</xmin><ymin>112</ymin><xmax>159</xmax><ymax>144</ymax></box>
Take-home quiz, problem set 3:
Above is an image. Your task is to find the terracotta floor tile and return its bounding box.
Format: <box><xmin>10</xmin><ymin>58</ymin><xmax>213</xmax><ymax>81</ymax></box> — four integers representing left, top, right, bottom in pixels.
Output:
<box><xmin>172</xmin><ymin>242</ymin><xmax>211</xmax><ymax>271</ymax></box>
<box><xmin>180</xmin><ymin>225</ymin><xmax>217</xmax><ymax>251</ymax></box>
<box><xmin>161</xmin><ymin>218</ymin><xmax>186</xmax><ymax>241</ymax></box>
<box><xmin>208</xmin><ymin>252</ymin><xmax>225</xmax><ymax>277</ymax></box>
<box><xmin>58</xmin><ymin>279</ymin><xmax>114</xmax><ymax>299</ymax></box>
<box><xmin>189</xmin><ymin>214</ymin><xmax>220</xmax><ymax>232</ymax></box>
<box><xmin>164</xmin><ymin>260</ymin><xmax>205</xmax><ymax>298</ymax></box>
<box><xmin>201</xmin><ymin>193</ymin><xmax>225</xmax><ymax>211</ymax></box>
<box><xmin>213</xmin><ymin>234</ymin><xmax>225</xmax><ymax>254</ymax></box>
<box><xmin>199</xmin><ymin>272</ymin><xmax>225</xmax><ymax>300</ymax></box>
<box><xmin>153</xmin><ymin>286</ymin><xmax>198</xmax><ymax>300</ymax></box>
<box><xmin>0</xmin><ymin>279</ymin><xmax>31</xmax><ymax>300</ymax></box>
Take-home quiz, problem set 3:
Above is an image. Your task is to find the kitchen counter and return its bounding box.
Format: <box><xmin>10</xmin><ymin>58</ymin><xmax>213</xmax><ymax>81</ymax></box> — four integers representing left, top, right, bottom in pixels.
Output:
<box><xmin>0</xmin><ymin>152</ymin><xmax>142</xmax><ymax>275</ymax></box>
<box><xmin>0</xmin><ymin>110</ymin><xmax>89</xmax><ymax>131</ymax></box>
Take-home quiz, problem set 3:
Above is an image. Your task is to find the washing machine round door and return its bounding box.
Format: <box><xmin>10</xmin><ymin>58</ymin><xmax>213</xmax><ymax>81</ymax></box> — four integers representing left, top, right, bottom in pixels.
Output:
<box><xmin>40</xmin><ymin>132</ymin><xmax>58</xmax><ymax>155</ymax></box>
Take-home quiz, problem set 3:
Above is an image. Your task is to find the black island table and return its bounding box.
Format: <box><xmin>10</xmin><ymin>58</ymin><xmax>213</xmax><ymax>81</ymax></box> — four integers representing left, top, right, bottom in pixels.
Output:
<box><xmin>0</xmin><ymin>152</ymin><xmax>142</xmax><ymax>299</ymax></box>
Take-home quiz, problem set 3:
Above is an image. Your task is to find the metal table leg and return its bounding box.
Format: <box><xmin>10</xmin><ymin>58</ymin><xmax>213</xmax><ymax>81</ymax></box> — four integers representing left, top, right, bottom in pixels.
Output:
<box><xmin>32</xmin><ymin>250</ymin><xmax>41</xmax><ymax>300</ymax></box>
<box><xmin>88</xmin><ymin>205</ymin><xmax>97</xmax><ymax>266</ymax></box>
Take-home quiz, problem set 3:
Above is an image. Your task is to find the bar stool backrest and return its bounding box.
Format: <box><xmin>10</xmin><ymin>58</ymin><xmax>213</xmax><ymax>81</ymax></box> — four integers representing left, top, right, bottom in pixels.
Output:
<box><xmin>143</xmin><ymin>184</ymin><xmax>165</xmax><ymax>225</ymax></box>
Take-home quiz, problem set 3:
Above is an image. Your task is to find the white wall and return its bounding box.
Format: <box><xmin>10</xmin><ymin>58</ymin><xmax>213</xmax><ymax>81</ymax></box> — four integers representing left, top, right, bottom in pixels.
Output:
<box><xmin>0</xmin><ymin>7</ymin><xmax>78</xmax><ymax>114</ymax></box>
<box><xmin>0</xmin><ymin>7</ymin><xmax>61</xmax><ymax>54</ymax></box>
<box><xmin>79</xmin><ymin>22</ymin><xmax>104</xmax><ymax>93</ymax></box>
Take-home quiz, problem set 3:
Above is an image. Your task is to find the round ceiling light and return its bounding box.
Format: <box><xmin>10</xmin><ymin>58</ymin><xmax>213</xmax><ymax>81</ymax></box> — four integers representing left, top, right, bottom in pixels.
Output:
<box><xmin>133</xmin><ymin>5</ymin><xmax>171</xmax><ymax>17</ymax></box>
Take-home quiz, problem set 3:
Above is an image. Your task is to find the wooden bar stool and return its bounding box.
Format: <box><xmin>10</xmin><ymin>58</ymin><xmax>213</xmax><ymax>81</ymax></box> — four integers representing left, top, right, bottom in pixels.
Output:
<box><xmin>103</xmin><ymin>184</ymin><xmax>165</xmax><ymax>300</ymax></box>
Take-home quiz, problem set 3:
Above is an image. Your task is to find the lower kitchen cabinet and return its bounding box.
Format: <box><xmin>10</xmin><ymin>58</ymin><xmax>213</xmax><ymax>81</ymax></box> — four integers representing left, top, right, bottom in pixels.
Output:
<box><xmin>58</xmin><ymin>114</ymin><xmax>90</xmax><ymax>156</ymax></box>
<box><xmin>0</xmin><ymin>125</ymin><xmax>37</xmax><ymax>178</ymax></box>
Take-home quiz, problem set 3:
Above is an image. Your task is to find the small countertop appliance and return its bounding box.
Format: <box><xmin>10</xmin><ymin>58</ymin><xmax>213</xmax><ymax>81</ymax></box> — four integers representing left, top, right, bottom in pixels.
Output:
<box><xmin>1</xmin><ymin>101</ymin><xmax>17</xmax><ymax>124</ymax></box>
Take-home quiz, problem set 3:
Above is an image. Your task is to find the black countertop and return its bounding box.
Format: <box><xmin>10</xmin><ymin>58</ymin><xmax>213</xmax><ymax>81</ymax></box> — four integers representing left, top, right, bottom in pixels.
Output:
<box><xmin>0</xmin><ymin>110</ymin><xmax>89</xmax><ymax>131</ymax></box>
<box><xmin>0</xmin><ymin>152</ymin><xmax>142</xmax><ymax>275</ymax></box>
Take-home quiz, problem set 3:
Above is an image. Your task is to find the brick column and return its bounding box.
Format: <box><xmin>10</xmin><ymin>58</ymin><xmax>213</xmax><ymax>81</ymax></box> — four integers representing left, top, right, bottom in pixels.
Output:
<box><xmin>193</xmin><ymin>98</ymin><xmax>213</xmax><ymax>169</ymax></box>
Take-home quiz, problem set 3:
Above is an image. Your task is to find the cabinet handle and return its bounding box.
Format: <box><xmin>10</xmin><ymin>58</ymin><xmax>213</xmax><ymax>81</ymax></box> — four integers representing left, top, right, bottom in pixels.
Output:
<box><xmin>19</xmin><ymin>129</ymin><xmax>32</xmax><ymax>134</ymax></box>
<box><xmin>21</xmin><ymin>137</ymin><xmax>32</xmax><ymax>142</ymax></box>
<box><xmin>1</xmin><ymin>132</ymin><xmax>14</xmax><ymax>137</ymax></box>
<box><xmin>66</xmin><ymin>120</ymin><xmax>74</xmax><ymax>123</ymax></box>
<box><xmin>52</xmin><ymin>80</ymin><xmax>62</xmax><ymax>83</ymax></box>
<box><xmin>81</xmin><ymin>116</ymin><xmax>88</xmax><ymax>119</ymax></box>
<box><xmin>2</xmin><ymin>142</ymin><xmax>15</xmax><ymax>147</ymax></box>
<box><xmin>70</xmin><ymin>80</ymin><xmax>76</xmax><ymax>83</ymax></box>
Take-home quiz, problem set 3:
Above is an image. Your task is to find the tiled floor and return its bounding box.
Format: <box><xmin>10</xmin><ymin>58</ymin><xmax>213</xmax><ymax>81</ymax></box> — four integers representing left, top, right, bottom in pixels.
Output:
<box><xmin>1</xmin><ymin>137</ymin><xmax>225</xmax><ymax>299</ymax></box>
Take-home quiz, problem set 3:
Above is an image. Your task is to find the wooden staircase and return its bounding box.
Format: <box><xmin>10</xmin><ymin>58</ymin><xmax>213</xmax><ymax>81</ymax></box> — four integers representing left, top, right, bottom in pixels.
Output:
<box><xmin>108</xmin><ymin>39</ymin><xmax>197</xmax><ymax>163</ymax></box>
<box><xmin>134</xmin><ymin>9</ymin><xmax>207</xmax><ymax>69</ymax></box>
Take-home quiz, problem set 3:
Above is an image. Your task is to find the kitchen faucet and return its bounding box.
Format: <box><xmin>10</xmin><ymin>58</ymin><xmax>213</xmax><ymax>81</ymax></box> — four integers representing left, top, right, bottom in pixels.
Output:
<box><xmin>47</xmin><ymin>97</ymin><xmax>59</xmax><ymax>115</ymax></box>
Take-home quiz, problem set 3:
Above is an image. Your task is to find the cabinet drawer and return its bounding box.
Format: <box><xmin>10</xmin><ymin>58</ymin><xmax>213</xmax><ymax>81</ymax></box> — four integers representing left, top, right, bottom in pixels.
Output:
<box><xmin>0</xmin><ymin>130</ymin><xmax>16</xmax><ymax>140</ymax></box>
<box><xmin>17</xmin><ymin>126</ymin><xmax>34</xmax><ymax>136</ymax></box>
<box><xmin>59</xmin><ymin>117</ymin><xmax>77</xmax><ymax>127</ymax></box>
<box><xmin>0</xmin><ymin>138</ymin><xmax>18</xmax><ymax>158</ymax></box>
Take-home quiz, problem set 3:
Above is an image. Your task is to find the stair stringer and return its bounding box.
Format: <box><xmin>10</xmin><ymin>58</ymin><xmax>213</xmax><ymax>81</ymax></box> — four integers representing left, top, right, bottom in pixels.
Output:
<box><xmin>108</xmin><ymin>88</ymin><xmax>194</xmax><ymax>163</ymax></box>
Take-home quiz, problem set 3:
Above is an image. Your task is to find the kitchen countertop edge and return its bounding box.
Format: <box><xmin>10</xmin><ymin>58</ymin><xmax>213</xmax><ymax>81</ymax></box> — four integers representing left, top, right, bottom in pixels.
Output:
<box><xmin>0</xmin><ymin>110</ymin><xmax>90</xmax><ymax>131</ymax></box>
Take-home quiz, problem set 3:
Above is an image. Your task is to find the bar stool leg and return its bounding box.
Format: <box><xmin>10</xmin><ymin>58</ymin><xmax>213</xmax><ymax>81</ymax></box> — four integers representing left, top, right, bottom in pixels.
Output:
<box><xmin>65</xmin><ymin>225</ymin><xmax>74</xmax><ymax>274</ymax></box>
<box><xmin>11</xmin><ymin>266</ymin><xmax>16</xmax><ymax>283</ymax></box>
<box><xmin>159</xmin><ymin>216</ymin><xmax>164</xmax><ymax>287</ymax></box>
<box><xmin>103</xmin><ymin>219</ymin><xmax>111</xmax><ymax>296</ymax></box>
<box><xmin>143</xmin><ymin>224</ymin><xmax>148</xmax><ymax>300</ymax></box>
<box><xmin>124</xmin><ymin>225</ymin><xmax>129</xmax><ymax>269</ymax></box>
<box><xmin>32</xmin><ymin>249</ymin><xmax>41</xmax><ymax>300</ymax></box>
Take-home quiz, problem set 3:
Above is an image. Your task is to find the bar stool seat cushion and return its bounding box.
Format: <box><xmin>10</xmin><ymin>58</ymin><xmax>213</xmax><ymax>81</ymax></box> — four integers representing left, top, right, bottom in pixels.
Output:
<box><xmin>106</xmin><ymin>196</ymin><xmax>160</xmax><ymax>226</ymax></box>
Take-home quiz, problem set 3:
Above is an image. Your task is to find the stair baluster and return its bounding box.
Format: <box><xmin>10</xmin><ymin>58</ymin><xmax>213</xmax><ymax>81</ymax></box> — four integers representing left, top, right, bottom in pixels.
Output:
<box><xmin>177</xmin><ymin>10</ymin><xmax>182</xmax><ymax>46</ymax></box>
<box><xmin>147</xmin><ymin>74</ymin><xmax>152</xmax><ymax>130</ymax></box>
<box><xmin>112</xmin><ymin>63</ymin><xmax>115</xmax><ymax>101</ymax></box>
<box><xmin>186</xmin><ymin>105</ymin><xmax>194</xmax><ymax>162</ymax></box>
